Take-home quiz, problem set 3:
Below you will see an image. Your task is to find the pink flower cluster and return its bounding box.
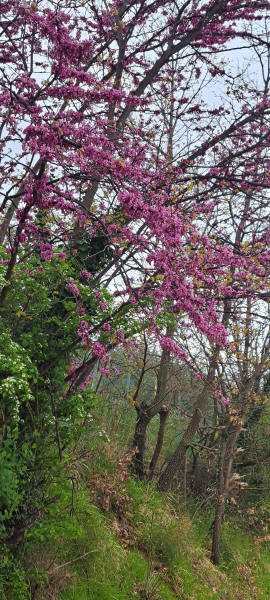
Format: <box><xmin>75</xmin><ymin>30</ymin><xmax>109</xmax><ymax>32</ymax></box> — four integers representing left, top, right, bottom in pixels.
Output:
<box><xmin>159</xmin><ymin>336</ymin><xmax>188</xmax><ymax>361</ymax></box>
<box><xmin>92</xmin><ymin>342</ymin><xmax>107</xmax><ymax>359</ymax></box>
<box><xmin>213</xmin><ymin>390</ymin><xmax>230</xmax><ymax>404</ymax></box>
<box><xmin>67</xmin><ymin>278</ymin><xmax>80</xmax><ymax>297</ymax></box>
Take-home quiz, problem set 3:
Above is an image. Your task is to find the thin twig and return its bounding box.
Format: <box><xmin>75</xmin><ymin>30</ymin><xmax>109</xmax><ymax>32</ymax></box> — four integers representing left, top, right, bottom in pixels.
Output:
<box><xmin>49</xmin><ymin>550</ymin><xmax>98</xmax><ymax>573</ymax></box>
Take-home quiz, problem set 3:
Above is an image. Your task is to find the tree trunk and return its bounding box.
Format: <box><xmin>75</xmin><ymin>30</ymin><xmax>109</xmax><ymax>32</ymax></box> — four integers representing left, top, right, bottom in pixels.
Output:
<box><xmin>0</xmin><ymin>158</ymin><xmax>44</xmax><ymax>245</ymax></box>
<box><xmin>157</xmin><ymin>405</ymin><xmax>205</xmax><ymax>491</ymax></box>
<box><xmin>211</xmin><ymin>427</ymin><xmax>240</xmax><ymax>565</ymax></box>
<box><xmin>158</xmin><ymin>355</ymin><xmax>218</xmax><ymax>492</ymax></box>
<box><xmin>148</xmin><ymin>408</ymin><xmax>169</xmax><ymax>480</ymax></box>
<box><xmin>133</xmin><ymin>408</ymin><xmax>151</xmax><ymax>479</ymax></box>
<box><xmin>209</xmin><ymin>398</ymin><xmax>218</xmax><ymax>447</ymax></box>
<box><xmin>211</xmin><ymin>492</ymin><xmax>225</xmax><ymax>565</ymax></box>
<box><xmin>211</xmin><ymin>437</ymin><xmax>226</xmax><ymax>565</ymax></box>
<box><xmin>132</xmin><ymin>324</ymin><xmax>174</xmax><ymax>479</ymax></box>
<box><xmin>182</xmin><ymin>453</ymin><xmax>187</xmax><ymax>506</ymax></box>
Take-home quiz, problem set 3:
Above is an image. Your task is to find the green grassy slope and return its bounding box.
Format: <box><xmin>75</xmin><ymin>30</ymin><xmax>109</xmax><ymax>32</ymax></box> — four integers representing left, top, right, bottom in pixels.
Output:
<box><xmin>16</xmin><ymin>465</ymin><xmax>270</xmax><ymax>600</ymax></box>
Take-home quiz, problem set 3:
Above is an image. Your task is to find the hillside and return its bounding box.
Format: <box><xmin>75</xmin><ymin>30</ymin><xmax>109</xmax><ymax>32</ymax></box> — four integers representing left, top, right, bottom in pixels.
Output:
<box><xmin>3</xmin><ymin>443</ymin><xmax>270</xmax><ymax>600</ymax></box>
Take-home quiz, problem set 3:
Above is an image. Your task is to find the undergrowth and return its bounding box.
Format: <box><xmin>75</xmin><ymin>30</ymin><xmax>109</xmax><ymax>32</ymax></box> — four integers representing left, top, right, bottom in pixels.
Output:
<box><xmin>2</xmin><ymin>443</ymin><xmax>270</xmax><ymax>600</ymax></box>
<box><xmin>0</xmin><ymin>438</ymin><xmax>270</xmax><ymax>600</ymax></box>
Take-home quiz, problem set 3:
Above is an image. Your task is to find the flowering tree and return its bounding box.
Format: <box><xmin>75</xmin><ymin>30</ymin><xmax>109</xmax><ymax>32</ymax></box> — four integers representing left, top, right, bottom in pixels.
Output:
<box><xmin>0</xmin><ymin>0</ymin><xmax>270</xmax><ymax>505</ymax></box>
<box><xmin>157</xmin><ymin>160</ymin><xmax>270</xmax><ymax>490</ymax></box>
<box><xmin>1</xmin><ymin>0</ymin><xmax>270</xmax><ymax>384</ymax></box>
<box><xmin>1</xmin><ymin>3</ymin><xmax>270</xmax><ymax>575</ymax></box>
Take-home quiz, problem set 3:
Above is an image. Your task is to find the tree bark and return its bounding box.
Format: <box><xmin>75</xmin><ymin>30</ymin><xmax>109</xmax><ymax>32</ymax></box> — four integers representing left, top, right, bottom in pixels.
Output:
<box><xmin>133</xmin><ymin>407</ymin><xmax>151</xmax><ymax>479</ymax></box>
<box><xmin>157</xmin><ymin>404</ymin><xmax>206</xmax><ymax>491</ymax></box>
<box><xmin>0</xmin><ymin>158</ymin><xmax>43</xmax><ymax>244</ymax></box>
<box><xmin>211</xmin><ymin>427</ymin><xmax>240</xmax><ymax>565</ymax></box>
<box><xmin>211</xmin><ymin>436</ymin><xmax>226</xmax><ymax>565</ymax></box>
<box><xmin>132</xmin><ymin>325</ymin><xmax>174</xmax><ymax>479</ymax></box>
<box><xmin>148</xmin><ymin>408</ymin><xmax>169</xmax><ymax>480</ymax></box>
<box><xmin>157</xmin><ymin>354</ymin><xmax>218</xmax><ymax>492</ymax></box>
<box><xmin>183</xmin><ymin>453</ymin><xmax>187</xmax><ymax>506</ymax></box>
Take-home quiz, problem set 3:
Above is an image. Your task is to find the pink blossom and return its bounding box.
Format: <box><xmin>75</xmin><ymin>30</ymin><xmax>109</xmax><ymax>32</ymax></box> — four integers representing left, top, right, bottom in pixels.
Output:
<box><xmin>80</xmin><ymin>374</ymin><xmax>94</xmax><ymax>389</ymax></box>
<box><xmin>92</xmin><ymin>342</ymin><xmax>106</xmax><ymax>359</ymax></box>
<box><xmin>81</xmin><ymin>270</ymin><xmax>91</xmax><ymax>280</ymax></box>
<box><xmin>40</xmin><ymin>243</ymin><xmax>53</xmax><ymax>261</ymax></box>
<box><xmin>0</xmin><ymin>0</ymin><xmax>269</xmax><ymax>395</ymax></box>
<box><xmin>99</xmin><ymin>301</ymin><xmax>108</xmax><ymax>310</ymax></box>
<box><xmin>67</xmin><ymin>278</ymin><xmax>80</xmax><ymax>297</ymax></box>
<box><xmin>78</xmin><ymin>320</ymin><xmax>90</xmax><ymax>345</ymax></box>
<box><xmin>55</xmin><ymin>251</ymin><xmax>66</xmax><ymax>260</ymax></box>
<box><xmin>117</xmin><ymin>330</ymin><xmax>125</xmax><ymax>343</ymax></box>
<box><xmin>220</xmin><ymin>396</ymin><xmax>230</xmax><ymax>405</ymax></box>
<box><xmin>160</xmin><ymin>336</ymin><xmax>188</xmax><ymax>361</ymax></box>
<box><xmin>99</xmin><ymin>366</ymin><xmax>111</xmax><ymax>375</ymax></box>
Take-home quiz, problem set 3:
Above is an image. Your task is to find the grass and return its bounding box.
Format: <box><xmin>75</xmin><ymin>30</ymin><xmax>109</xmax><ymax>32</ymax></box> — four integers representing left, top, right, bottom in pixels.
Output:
<box><xmin>7</xmin><ymin>450</ymin><xmax>269</xmax><ymax>600</ymax></box>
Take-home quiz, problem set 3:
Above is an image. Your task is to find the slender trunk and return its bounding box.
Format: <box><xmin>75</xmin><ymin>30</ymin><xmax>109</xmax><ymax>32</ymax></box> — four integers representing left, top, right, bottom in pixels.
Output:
<box><xmin>191</xmin><ymin>449</ymin><xmax>198</xmax><ymax>477</ymax></box>
<box><xmin>0</xmin><ymin>159</ymin><xmax>43</xmax><ymax>245</ymax></box>
<box><xmin>132</xmin><ymin>325</ymin><xmax>174</xmax><ymax>479</ymax></box>
<box><xmin>133</xmin><ymin>408</ymin><xmax>151</xmax><ymax>479</ymax></box>
<box><xmin>190</xmin><ymin>449</ymin><xmax>199</xmax><ymax>492</ymax></box>
<box><xmin>211</xmin><ymin>427</ymin><xmax>240</xmax><ymax>565</ymax></box>
<box><xmin>0</xmin><ymin>204</ymin><xmax>31</xmax><ymax>307</ymax></box>
<box><xmin>157</xmin><ymin>404</ymin><xmax>205</xmax><ymax>491</ymax></box>
<box><xmin>211</xmin><ymin>437</ymin><xmax>226</xmax><ymax>565</ymax></box>
<box><xmin>183</xmin><ymin>453</ymin><xmax>187</xmax><ymax>506</ymax></box>
<box><xmin>148</xmin><ymin>408</ymin><xmax>169</xmax><ymax>480</ymax></box>
<box><xmin>209</xmin><ymin>398</ymin><xmax>218</xmax><ymax>447</ymax></box>
<box><xmin>158</xmin><ymin>354</ymin><xmax>217</xmax><ymax>492</ymax></box>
